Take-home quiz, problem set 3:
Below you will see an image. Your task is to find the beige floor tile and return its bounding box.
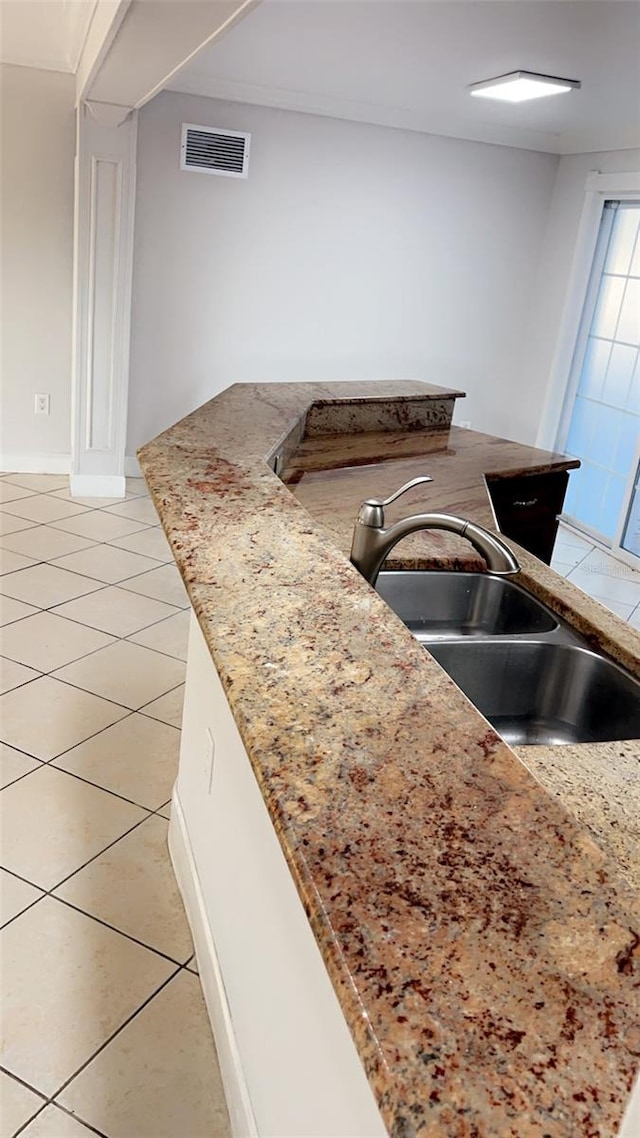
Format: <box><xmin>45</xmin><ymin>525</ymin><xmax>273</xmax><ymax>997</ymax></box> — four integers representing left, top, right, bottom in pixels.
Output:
<box><xmin>1</xmin><ymin>897</ymin><xmax>175</xmax><ymax>1097</ymax></box>
<box><xmin>0</xmin><ymin>482</ymin><xmax>35</xmax><ymax>503</ymax></box>
<box><xmin>0</xmin><ymin>1070</ymin><xmax>45</xmax><ymax>1135</ymax></box>
<box><xmin>155</xmin><ymin>802</ymin><xmax>172</xmax><ymax>820</ymax></box>
<box><xmin>51</xmin><ymin>512</ymin><xmax>149</xmax><ymax>543</ymax></box>
<box><xmin>568</xmin><ymin>565</ymin><xmax>640</xmax><ymax>607</ymax></box>
<box><xmin>0</xmin><ymin>612</ymin><xmax>115</xmax><ymax>673</ymax></box>
<box><xmin>141</xmin><ymin>685</ymin><xmax>185</xmax><ymax>729</ymax></box>
<box><xmin>59</xmin><ymin>970</ymin><xmax>230</xmax><ymax>1138</ymax></box>
<box><xmin>0</xmin><ymin>869</ymin><xmax>44</xmax><ymax>927</ymax></box>
<box><xmin>0</xmin><ymin>765</ymin><xmax>146</xmax><ymax>890</ymax></box>
<box><xmin>0</xmin><ymin>515</ymin><xmax>36</xmax><ymax>537</ymax></box>
<box><xmin>1</xmin><ymin>564</ymin><xmax>101</xmax><ymax>609</ymax></box>
<box><xmin>0</xmin><ymin>743</ymin><xmax>41</xmax><ymax>790</ymax></box>
<box><xmin>108</xmin><ymin>526</ymin><xmax>173</xmax><ymax>562</ymax></box>
<box><xmin>51</xmin><ymin>487</ymin><xmax>129</xmax><ymax>507</ymax></box>
<box><xmin>549</xmin><ymin>557</ymin><xmax>577</xmax><ymax>577</ymax></box>
<box><xmin>53</xmin><ymin>641</ymin><xmax>185</xmax><ymax>711</ymax></box>
<box><xmin>550</xmin><ymin>543</ymin><xmax>590</xmax><ymax>571</ymax></box>
<box><xmin>121</xmin><ymin>564</ymin><xmax>190</xmax><ymax>609</ymax></box>
<box><xmin>598</xmin><ymin>597</ymin><xmax>635</xmax><ymax>619</ymax></box>
<box><xmin>4</xmin><ymin>474</ymin><xmax>69</xmax><ymax>493</ymax></box>
<box><xmin>53</xmin><ymin>714</ymin><xmax>180</xmax><ymax>811</ymax></box>
<box><xmin>0</xmin><ymin>657</ymin><xmax>40</xmax><ymax>696</ymax></box>
<box><xmin>0</xmin><ymin>675</ymin><xmax>128</xmax><ymax>761</ymax></box>
<box><xmin>106</xmin><ymin>497</ymin><xmax>159</xmax><ymax>526</ymax></box>
<box><xmin>52</xmin><ymin>587</ymin><xmax>180</xmax><ymax>638</ymax></box>
<box><xmin>185</xmin><ymin>956</ymin><xmax>199</xmax><ymax>975</ymax></box>
<box><xmin>0</xmin><ymin>526</ymin><xmax>96</xmax><ymax>561</ymax></box>
<box><xmin>0</xmin><ymin>497</ymin><xmax>88</xmax><ymax>526</ymax></box>
<box><xmin>125</xmin><ymin>478</ymin><xmax>149</xmax><ymax>496</ymax></box>
<box><xmin>579</xmin><ymin>547</ymin><xmax>640</xmax><ymax>581</ymax></box>
<box><xmin>129</xmin><ymin>609</ymin><xmax>191</xmax><ymax>661</ymax></box>
<box><xmin>0</xmin><ymin>764</ymin><xmax>146</xmax><ymax>896</ymax></box>
<box><xmin>52</xmin><ymin>543</ymin><xmax>162</xmax><ymax>584</ymax></box>
<box><xmin>0</xmin><ymin>548</ymin><xmax>37</xmax><ymax>576</ymax></box>
<box><xmin>19</xmin><ymin>1105</ymin><xmax>97</xmax><ymax>1138</ymax></box>
<box><xmin>55</xmin><ymin>815</ymin><xmax>193</xmax><ymax>962</ymax></box>
<box><xmin>0</xmin><ymin>596</ymin><xmax>39</xmax><ymax>627</ymax></box>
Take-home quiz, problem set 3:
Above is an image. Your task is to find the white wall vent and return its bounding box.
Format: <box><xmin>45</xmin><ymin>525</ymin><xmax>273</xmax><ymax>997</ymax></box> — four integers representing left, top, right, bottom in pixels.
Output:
<box><xmin>180</xmin><ymin>124</ymin><xmax>250</xmax><ymax>179</ymax></box>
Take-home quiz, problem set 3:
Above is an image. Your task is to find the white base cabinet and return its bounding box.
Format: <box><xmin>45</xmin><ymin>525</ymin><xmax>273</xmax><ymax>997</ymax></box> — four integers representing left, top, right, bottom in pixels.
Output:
<box><xmin>169</xmin><ymin>613</ymin><xmax>388</xmax><ymax>1138</ymax></box>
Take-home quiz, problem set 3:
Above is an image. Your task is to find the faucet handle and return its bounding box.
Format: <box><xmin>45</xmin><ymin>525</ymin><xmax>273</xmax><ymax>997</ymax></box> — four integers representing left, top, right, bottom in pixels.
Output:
<box><xmin>359</xmin><ymin>476</ymin><xmax>433</xmax><ymax>527</ymax></box>
<box><xmin>368</xmin><ymin>476</ymin><xmax>434</xmax><ymax>509</ymax></box>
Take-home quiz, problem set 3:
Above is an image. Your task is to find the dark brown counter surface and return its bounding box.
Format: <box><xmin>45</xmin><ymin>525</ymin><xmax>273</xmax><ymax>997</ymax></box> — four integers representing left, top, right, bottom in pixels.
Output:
<box><xmin>139</xmin><ymin>382</ymin><xmax>640</xmax><ymax>1138</ymax></box>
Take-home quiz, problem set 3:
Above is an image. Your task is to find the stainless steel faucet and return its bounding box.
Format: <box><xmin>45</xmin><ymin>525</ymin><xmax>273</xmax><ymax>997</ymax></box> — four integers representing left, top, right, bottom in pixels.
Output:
<box><xmin>350</xmin><ymin>476</ymin><xmax>520</xmax><ymax>586</ymax></box>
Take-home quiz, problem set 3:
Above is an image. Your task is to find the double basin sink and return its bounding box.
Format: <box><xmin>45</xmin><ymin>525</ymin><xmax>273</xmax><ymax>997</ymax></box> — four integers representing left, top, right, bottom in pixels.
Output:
<box><xmin>376</xmin><ymin>572</ymin><xmax>640</xmax><ymax>746</ymax></box>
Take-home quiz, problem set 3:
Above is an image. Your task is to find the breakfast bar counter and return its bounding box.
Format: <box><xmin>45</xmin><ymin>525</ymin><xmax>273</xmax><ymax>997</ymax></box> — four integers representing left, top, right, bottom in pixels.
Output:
<box><xmin>139</xmin><ymin>381</ymin><xmax>640</xmax><ymax>1138</ymax></box>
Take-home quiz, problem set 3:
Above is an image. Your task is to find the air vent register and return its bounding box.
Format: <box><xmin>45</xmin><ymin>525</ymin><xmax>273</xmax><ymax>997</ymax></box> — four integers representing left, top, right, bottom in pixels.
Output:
<box><xmin>180</xmin><ymin>124</ymin><xmax>251</xmax><ymax>179</ymax></box>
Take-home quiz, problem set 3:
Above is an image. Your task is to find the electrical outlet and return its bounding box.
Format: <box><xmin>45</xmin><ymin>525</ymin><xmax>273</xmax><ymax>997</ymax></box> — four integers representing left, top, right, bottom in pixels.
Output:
<box><xmin>34</xmin><ymin>393</ymin><xmax>50</xmax><ymax>416</ymax></box>
<box><xmin>204</xmin><ymin>727</ymin><xmax>215</xmax><ymax>794</ymax></box>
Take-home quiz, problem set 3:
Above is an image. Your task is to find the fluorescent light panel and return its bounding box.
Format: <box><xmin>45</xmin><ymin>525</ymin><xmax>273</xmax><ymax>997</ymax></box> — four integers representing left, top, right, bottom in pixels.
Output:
<box><xmin>469</xmin><ymin>71</ymin><xmax>581</xmax><ymax>103</ymax></box>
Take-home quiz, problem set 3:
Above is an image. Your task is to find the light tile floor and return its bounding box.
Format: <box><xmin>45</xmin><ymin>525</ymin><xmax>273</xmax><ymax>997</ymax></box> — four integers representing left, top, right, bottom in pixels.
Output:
<box><xmin>2</xmin><ymin>478</ymin><xmax>638</xmax><ymax>1137</ymax></box>
<box><xmin>0</xmin><ymin>475</ymin><xmax>230</xmax><ymax>1138</ymax></box>
<box><xmin>551</xmin><ymin>522</ymin><xmax>640</xmax><ymax>628</ymax></box>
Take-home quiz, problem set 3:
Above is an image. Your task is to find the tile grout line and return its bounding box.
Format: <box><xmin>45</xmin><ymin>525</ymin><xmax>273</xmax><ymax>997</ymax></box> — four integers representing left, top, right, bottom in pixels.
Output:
<box><xmin>1</xmin><ymin>750</ymin><xmax>175</xmax><ymax>817</ymax></box>
<box><xmin>2</xmin><ymin>960</ymin><xmax>198</xmax><ymax>1138</ymax></box>
<box><xmin>43</xmin><ymin>1101</ymin><xmax>110</xmax><ymax>1138</ymax></box>
<box><xmin>0</xmin><ymin>621</ymin><xmax>151</xmax><ymax>683</ymax></box>
<box><xmin>0</xmin><ymin>816</ymin><xmax>195</xmax><ymax>969</ymax></box>
<box><xmin>558</xmin><ymin>524</ymin><xmax>640</xmax><ymax>577</ymax></box>
<box><xmin>48</xmin><ymin>893</ymin><xmax>193</xmax><ymax>970</ymax></box>
<box><xmin>1</xmin><ymin>1067</ymin><xmax>109</xmax><ymax>1138</ymax></box>
<box><xmin>1</xmin><ymin>534</ymin><xmax>172</xmax><ymax>576</ymax></box>
<box><xmin>0</xmin><ymin>552</ymin><xmax>172</xmax><ymax>594</ymax></box>
<box><xmin>0</xmin><ymin>487</ymin><xmax>154</xmax><ymax>523</ymax></box>
<box><xmin>3</xmin><ymin>666</ymin><xmax>186</xmax><ymax>718</ymax></box>
<box><xmin>1</xmin><ymin>706</ymin><xmax>139</xmax><ymax>770</ymax></box>
<box><xmin>0</xmin><ymin>590</ymin><xmax>186</xmax><ymax>645</ymax></box>
<box><xmin>48</xmin><ymin>966</ymin><xmax>184</xmax><ymax>1104</ymax></box>
<box><xmin>1</xmin><ymin>676</ymin><xmax>177</xmax><ymax>796</ymax></box>
<box><xmin>0</xmin><ymin>759</ymin><xmax>46</xmax><ymax>793</ymax></box>
<box><xmin>0</xmin><ymin>811</ymin><xmax>153</xmax><ymax>916</ymax></box>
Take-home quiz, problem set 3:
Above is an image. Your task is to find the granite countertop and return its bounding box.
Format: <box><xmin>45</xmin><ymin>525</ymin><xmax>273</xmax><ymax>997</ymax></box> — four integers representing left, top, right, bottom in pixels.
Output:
<box><xmin>139</xmin><ymin>381</ymin><xmax>640</xmax><ymax>1138</ymax></box>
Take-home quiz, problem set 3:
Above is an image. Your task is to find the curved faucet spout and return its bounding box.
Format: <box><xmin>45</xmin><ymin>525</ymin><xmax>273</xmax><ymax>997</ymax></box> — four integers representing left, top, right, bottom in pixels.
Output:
<box><xmin>350</xmin><ymin>509</ymin><xmax>520</xmax><ymax>587</ymax></box>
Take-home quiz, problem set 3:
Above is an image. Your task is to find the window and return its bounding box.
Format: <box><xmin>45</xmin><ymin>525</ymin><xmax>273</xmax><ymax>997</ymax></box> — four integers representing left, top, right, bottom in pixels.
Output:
<box><xmin>558</xmin><ymin>201</ymin><xmax>640</xmax><ymax>558</ymax></box>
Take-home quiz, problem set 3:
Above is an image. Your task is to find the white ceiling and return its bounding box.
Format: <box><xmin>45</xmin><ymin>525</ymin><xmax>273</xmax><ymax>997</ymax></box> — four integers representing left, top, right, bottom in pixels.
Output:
<box><xmin>166</xmin><ymin>0</ymin><xmax>640</xmax><ymax>155</ymax></box>
<box><xmin>0</xmin><ymin>0</ymin><xmax>97</xmax><ymax>73</ymax></box>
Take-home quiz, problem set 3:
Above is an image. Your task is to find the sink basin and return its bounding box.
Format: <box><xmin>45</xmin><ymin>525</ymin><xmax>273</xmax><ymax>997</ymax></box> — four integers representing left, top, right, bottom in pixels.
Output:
<box><xmin>376</xmin><ymin>571</ymin><xmax>558</xmax><ymax>641</ymax></box>
<box><xmin>428</xmin><ymin>640</ymin><xmax>640</xmax><ymax>745</ymax></box>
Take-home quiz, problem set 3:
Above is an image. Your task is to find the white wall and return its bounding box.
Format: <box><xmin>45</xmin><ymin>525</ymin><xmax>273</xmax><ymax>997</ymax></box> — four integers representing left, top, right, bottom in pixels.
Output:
<box><xmin>522</xmin><ymin>147</ymin><xmax>640</xmax><ymax>450</ymax></box>
<box><xmin>0</xmin><ymin>64</ymin><xmax>75</xmax><ymax>468</ymax></box>
<box><xmin>128</xmin><ymin>91</ymin><xmax>559</xmax><ymax>453</ymax></box>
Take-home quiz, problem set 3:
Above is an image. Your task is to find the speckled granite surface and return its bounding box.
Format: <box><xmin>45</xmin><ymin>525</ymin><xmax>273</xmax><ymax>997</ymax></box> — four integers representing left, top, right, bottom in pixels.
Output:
<box><xmin>139</xmin><ymin>382</ymin><xmax>640</xmax><ymax>1138</ymax></box>
<box><xmin>517</xmin><ymin>742</ymin><xmax>640</xmax><ymax>893</ymax></box>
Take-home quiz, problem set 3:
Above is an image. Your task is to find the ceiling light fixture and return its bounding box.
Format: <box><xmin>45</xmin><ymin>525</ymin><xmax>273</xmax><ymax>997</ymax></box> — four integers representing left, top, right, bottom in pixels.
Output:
<box><xmin>469</xmin><ymin>71</ymin><xmax>581</xmax><ymax>103</ymax></box>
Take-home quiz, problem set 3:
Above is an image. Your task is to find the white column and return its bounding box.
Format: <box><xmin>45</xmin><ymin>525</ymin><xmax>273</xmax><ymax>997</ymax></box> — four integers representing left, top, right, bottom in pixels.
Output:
<box><xmin>70</xmin><ymin>100</ymin><xmax>137</xmax><ymax>498</ymax></box>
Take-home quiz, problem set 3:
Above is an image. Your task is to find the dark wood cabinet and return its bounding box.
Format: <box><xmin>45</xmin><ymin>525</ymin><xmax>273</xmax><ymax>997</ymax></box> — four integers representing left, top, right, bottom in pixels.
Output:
<box><xmin>486</xmin><ymin>470</ymin><xmax>570</xmax><ymax>565</ymax></box>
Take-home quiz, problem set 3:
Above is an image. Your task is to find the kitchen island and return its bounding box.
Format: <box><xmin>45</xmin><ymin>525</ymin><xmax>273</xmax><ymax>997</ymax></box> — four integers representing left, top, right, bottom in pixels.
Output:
<box><xmin>139</xmin><ymin>381</ymin><xmax>640</xmax><ymax>1138</ymax></box>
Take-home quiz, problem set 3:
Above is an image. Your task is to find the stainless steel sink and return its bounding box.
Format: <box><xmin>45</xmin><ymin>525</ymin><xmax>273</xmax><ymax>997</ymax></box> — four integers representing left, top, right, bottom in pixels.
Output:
<box><xmin>376</xmin><ymin>571</ymin><xmax>558</xmax><ymax>642</ymax></box>
<box><xmin>428</xmin><ymin>640</ymin><xmax>640</xmax><ymax>745</ymax></box>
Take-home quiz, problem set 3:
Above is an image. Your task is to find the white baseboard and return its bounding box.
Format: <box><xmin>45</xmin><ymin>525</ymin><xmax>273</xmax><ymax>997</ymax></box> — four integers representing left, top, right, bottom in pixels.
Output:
<box><xmin>70</xmin><ymin>473</ymin><xmax>126</xmax><ymax>498</ymax></box>
<box><xmin>0</xmin><ymin>452</ymin><xmax>142</xmax><ymax>483</ymax></box>
<box><xmin>0</xmin><ymin>453</ymin><xmax>71</xmax><ymax>475</ymax></box>
<box><xmin>168</xmin><ymin>792</ymin><xmax>259</xmax><ymax>1138</ymax></box>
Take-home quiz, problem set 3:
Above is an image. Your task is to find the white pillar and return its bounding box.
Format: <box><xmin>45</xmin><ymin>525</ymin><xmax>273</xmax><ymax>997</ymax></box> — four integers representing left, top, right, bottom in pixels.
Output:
<box><xmin>70</xmin><ymin>100</ymin><xmax>137</xmax><ymax>498</ymax></box>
